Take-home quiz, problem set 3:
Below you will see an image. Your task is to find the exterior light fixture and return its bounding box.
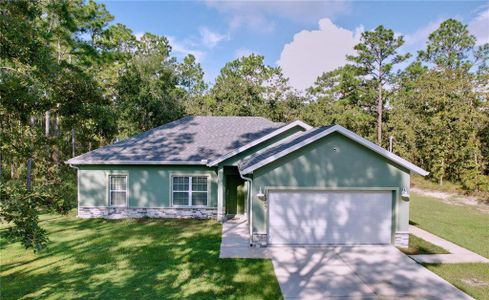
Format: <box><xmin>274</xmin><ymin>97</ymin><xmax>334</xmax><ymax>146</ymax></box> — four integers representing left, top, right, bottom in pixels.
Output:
<box><xmin>256</xmin><ymin>187</ymin><xmax>266</xmax><ymax>201</ymax></box>
<box><xmin>401</xmin><ymin>188</ymin><xmax>410</xmax><ymax>200</ymax></box>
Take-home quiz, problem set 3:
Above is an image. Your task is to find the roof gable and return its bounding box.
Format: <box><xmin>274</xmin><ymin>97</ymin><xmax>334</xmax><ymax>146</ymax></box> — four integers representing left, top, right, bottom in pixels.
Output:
<box><xmin>207</xmin><ymin>120</ymin><xmax>312</xmax><ymax>166</ymax></box>
<box><xmin>239</xmin><ymin>125</ymin><xmax>429</xmax><ymax>176</ymax></box>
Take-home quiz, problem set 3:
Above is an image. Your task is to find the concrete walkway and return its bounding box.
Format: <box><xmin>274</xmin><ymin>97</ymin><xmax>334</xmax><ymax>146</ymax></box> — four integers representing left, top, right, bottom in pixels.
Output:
<box><xmin>220</xmin><ymin>220</ymin><xmax>473</xmax><ymax>299</ymax></box>
<box><xmin>220</xmin><ymin>217</ymin><xmax>274</xmax><ymax>258</ymax></box>
<box><xmin>409</xmin><ymin>225</ymin><xmax>489</xmax><ymax>264</ymax></box>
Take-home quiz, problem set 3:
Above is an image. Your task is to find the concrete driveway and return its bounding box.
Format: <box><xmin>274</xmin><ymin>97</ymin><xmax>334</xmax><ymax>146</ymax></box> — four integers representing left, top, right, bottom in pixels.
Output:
<box><xmin>220</xmin><ymin>221</ymin><xmax>472</xmax><ymax>299</ymax></box>
<box><xmin>271</xmin><ymin>245</ymin><xmax>472</xmax><ymax>300</ymax></box>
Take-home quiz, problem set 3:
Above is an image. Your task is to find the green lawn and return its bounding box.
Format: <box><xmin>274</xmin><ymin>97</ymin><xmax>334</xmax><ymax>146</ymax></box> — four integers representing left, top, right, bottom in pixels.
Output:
<box><xmin>0</xmin><ymin>212</ymin><xmax>282</xmax><ymax>300</ymax></box>
<box><xmin>410</xmin><ymin>193</ymin><xmax>489</xmax><ymax>258</ymax></box>
<box><xmin>410</xmin><ymin>193</ymin><xmax>489</xmax><ymax>299</ymax></box>
<box><xmin>399</xmin><ymin>234</ymin><xmax>449</xmax><ymax>255</ymax></box>
<box><xmin>3</xmin><ymin>194</ymin><xmax>487</xmax><ymax>299</ymax></box>
<box><xmin>424</xmin><ymin>264</ymin><xmax>489</xmax><ymax>300</ymax></box>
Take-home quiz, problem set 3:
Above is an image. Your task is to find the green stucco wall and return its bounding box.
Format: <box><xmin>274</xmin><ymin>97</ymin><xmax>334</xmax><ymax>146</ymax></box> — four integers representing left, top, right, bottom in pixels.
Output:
<box><xmin>77</xmin><ymin>125</ymin><xmax>305</xmax><ymax>211</ymax></box>
<box><xmin>251</xmin><ymin>132</ymin><xmax>410</xmax><ymax>234</ymax></box>
<box><xmin>78</xmin><ymin>165</ymin><xmax>218</xmax><ymax>207</ymax></box>
<box><xmin>215</xmin><ymin>125</ymin><xmax>306</xmax><ymax>218</ymax></box>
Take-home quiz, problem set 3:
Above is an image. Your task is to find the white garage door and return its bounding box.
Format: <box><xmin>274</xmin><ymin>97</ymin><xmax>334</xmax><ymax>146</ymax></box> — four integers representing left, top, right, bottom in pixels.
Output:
<box><xmin>268</xmin><ymin>190</ymin><xmax>392</xmax><ymax>245</ymax></box>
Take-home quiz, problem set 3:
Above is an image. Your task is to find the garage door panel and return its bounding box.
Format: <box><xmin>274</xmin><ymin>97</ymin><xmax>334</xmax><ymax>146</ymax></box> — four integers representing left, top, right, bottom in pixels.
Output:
<box><xmin>268</xmin><ymin>191</ymin><xmax>392</xmax><ymax>245</ymax></box>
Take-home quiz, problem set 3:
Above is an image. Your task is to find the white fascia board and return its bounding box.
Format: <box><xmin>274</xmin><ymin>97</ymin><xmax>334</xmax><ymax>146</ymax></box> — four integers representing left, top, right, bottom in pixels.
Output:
<box><xmin>291</xmin><ymin>120</ymin><xmax>313</xmax><ymax>130</ymax></box>
<box><xmin>240</xmin><ymin>125</ymin><xmax>429</xmax><ymax>176</ymax></box>
<box><xmin>207</xmin><ymin>120</ymin><xmax>312</xmax><ymax>167</ymax></box>
<box><xmin>64</xmin><ymin>160</ymin><xmax>207</xmax><ymax>166</ymax></box>
<box><xmin>239</xmin><ymin>126</ymin><xmax>338</xmax><ymax>174</ymax></box>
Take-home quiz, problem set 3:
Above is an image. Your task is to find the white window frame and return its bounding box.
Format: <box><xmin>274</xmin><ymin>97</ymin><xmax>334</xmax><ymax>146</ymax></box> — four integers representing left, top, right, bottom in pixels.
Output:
<box><xmin>108</xmin><ymin>174</ymin><xmax>128</xmax><ymax>207</ymax></box>
<box><xmin>171</xmin><ymin>175</ymin><xmax>210</xmax><ymax>207</ymax></box>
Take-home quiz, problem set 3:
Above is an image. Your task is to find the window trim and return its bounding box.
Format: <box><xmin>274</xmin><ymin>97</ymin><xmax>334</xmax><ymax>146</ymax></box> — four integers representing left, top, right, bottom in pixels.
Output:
<box><xmin>107</xmin><ymin>174</ymin><xmax>128</xmax><ymax>207</ymax></box>
<box><xmin>170</xmin><ymin>174</ymin><xmax>210</xmax><ymax>207</ymax></box>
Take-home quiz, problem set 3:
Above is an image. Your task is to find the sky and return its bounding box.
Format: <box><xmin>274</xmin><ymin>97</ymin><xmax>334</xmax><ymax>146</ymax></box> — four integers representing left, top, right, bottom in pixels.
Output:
<box><xmin>100</xmin><ymin>0</ymin><xmax>489</xmax><ymax>91</ymax></box>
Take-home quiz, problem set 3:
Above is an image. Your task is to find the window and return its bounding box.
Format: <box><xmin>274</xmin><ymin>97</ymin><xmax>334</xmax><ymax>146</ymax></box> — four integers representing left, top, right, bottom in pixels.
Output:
<box><xmin>109</xmin><ymin>175</ymin><xmax>127</xmax><ymax>206</ymax></box>
<box><xmin>172</xmin><ymin>176</ymin><xmax>208</xmax><ymax>206</ymax></box>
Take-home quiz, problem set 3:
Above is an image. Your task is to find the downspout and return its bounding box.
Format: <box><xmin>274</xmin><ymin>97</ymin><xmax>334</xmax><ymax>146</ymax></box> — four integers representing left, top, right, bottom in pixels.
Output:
<box><xmin>239</xmin><ymin>171</ymin><xmax>254</xmax><ymax>247</ymax></box>
<box><xmin>68</xmin><ymin>163</ymin><xmax>79</xmax><ymax>173</ymax></box>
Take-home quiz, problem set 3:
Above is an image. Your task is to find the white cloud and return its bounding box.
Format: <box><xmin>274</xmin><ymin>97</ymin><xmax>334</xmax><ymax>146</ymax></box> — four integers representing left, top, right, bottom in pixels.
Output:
<box><xmin>405</xmin><ymin>6</ymin><xmax>489</xmax><ymax>49</ymax></box>
<box><xmin>469</xmin><ymin>7</ymin><xmax>489</xmax><ymax>45</ymax></box>
<box><xmin>199</xmin><ymin>27</ymin><xmax>229</xmax><ymax>48</ymax></box>
<box><xmin>165</xmin><ymin>27</ymin><xmax>228</xmax><ymax>63</ymax></box>
<box><xmin>135</xmin><ymin>32</ymin><xmax>145</xmax><ymax>40</ymax></box>
<box><xmin>205</xmin><ymin>0</ymin><xmax>350</xmax><ymax>32</ymax></box>
<box><xmin>402</xmin><ymin>6</ymin><xmax>489</xmax><ymax>54</ymax></box>
<box><xmin>400</xmin><ymin>19</ymin><xmax>445</xmax><ymax>61</ymax></box>
<box><xmin>277</xmin><ymin>18</ymin><xmax>362</xmax><ymax>91</ymax></box>
<box><xmin>167</xmin><ymin>36</ymin><xmax>205</xmax><ymax>62</ymax></box>
<box><xmin>234</xmin><ymin>48</ymin><xmax>255</xmax><ymax>58</ymax></box>
<box><xmin>404</xmin><ymin>19</ymin><xmax>443</xmax><ymax>48</ymax></box>
<box><xmin>228</xmin><ymin>13</ymin><xmax>276</xmax><ymax>33</ymax></box>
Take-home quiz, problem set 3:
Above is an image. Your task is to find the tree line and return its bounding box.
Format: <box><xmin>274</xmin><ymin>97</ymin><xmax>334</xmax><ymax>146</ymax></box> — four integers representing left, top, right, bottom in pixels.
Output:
<box><xmin>1</xmin><ymin>0</ymin><xmax>488</xmax><ymax>251</ymax></box>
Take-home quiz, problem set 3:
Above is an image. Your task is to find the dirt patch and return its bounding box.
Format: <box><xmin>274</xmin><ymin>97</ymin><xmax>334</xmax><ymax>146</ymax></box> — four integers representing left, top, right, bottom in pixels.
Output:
<box><xmin>461</xmin><ymin>278</ymin><xmax>489</xmax><ymax>287</ymax></box>
<box><xmin>411</xmin><ymin>187</ymin><xmax>489</xmax><ymax>214</ymax></box>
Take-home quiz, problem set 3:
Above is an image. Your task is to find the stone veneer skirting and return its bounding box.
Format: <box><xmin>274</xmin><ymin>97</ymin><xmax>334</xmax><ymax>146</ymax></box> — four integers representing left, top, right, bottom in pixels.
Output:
<box><xmin>252</xmin><ymin>233</ymin><xmax>268</xmax><ymax>247</ymax></box>
<box><xmin>78</xmin><ymin>207</ymin><xmax>218</xmax><ymax>219</ymax></box>
<box><xmin>394</xmin><ymin>231</ymin><xmax>409</xmax><ymax>248</ymax></box>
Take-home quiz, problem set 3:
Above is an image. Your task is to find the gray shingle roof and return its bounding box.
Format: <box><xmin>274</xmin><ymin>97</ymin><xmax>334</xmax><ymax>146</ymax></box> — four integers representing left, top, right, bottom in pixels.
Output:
<box><xmin>67</xmin><ymin>116</ymin><xmax>284</xmax><ymax>165</ymax></box>
<box><xmin>239</xmin><ymin>125</ymin><xmax>333</xmax><ymax>172</ymax></box>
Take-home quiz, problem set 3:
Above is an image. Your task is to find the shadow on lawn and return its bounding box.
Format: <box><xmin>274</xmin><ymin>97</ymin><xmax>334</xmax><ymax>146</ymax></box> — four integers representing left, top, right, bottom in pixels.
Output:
<box><xmin>1</xmin><ymin>217</ymin><xmax>281</xmax><ymax>300</ymax></box>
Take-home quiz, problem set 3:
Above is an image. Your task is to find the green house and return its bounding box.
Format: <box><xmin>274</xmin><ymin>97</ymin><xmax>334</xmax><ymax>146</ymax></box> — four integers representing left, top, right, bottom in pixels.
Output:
<box><xmin>66</xmin><ymin>116</ymin><xmax>428</xmax><ymax>247</ymax></box>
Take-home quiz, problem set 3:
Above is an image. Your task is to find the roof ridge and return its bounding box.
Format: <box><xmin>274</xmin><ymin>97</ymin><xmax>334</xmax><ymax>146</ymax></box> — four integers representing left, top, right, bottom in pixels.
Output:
<box><xmin>207</xmin><ymin>120</ymin><xmax>312</xmax><ymax>166</ymax></box>
<box><xmin>192</xmin><ymin>115</ymin><xmax>270</xmax><ymax>118</ymax></box>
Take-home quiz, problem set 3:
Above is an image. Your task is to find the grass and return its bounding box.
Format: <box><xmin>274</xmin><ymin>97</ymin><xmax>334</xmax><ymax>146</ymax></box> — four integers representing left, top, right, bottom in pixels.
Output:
<box><xmin>410</xmin><ymin>193</ymin><xmax>489</xmax><ymax>299</ymax></box>
<box><xmin>3</xmin><ymin>193</ymin><xmax>487</xmax><ymax>299</ymax></box>
<box><xmin>423</xmin><ymin>264</ymin><xmax>489</xmax><ymax>300</ymax></box>
<box><xmin>0</xmin><ymin>211</ymin><xmax>282</xmax><ymax>300</ymax></box>
<box><xmin>398</xmin><ymin>234</ymin><xmax>449</xmax><ymax>255</ymax></box>
<box><xmin>410</xmin><ymin>193</ymin><xmax>489</xmax><ymax>258</ymax></box>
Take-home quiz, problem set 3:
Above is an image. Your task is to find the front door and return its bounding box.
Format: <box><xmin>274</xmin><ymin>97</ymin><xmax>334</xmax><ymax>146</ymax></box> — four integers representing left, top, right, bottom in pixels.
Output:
<box><xmin>225</xmin><ymin>175</ymin><xmax>245</xmax><ymax>216</ymax></box>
